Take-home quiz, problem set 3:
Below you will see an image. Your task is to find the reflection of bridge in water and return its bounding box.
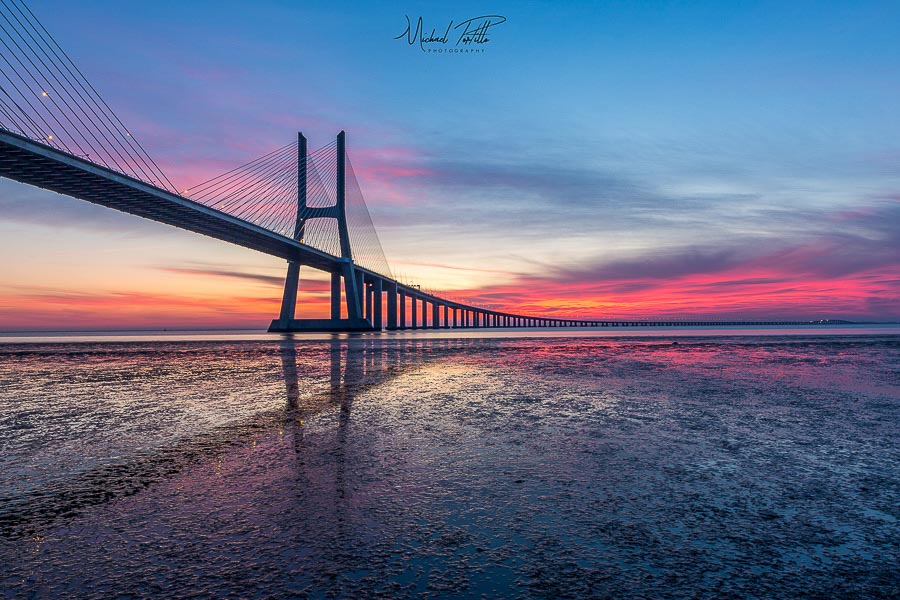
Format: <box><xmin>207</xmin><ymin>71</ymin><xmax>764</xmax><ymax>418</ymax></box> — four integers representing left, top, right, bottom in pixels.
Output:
<box><xmin>1</xmin><ymin>335</ymin><xmax>466</xmax><ymax>539</ymax></box>
<box><xmin>280</xmin><ymin>335</ymin><xmax>483</xmax><ymax>418</ymax></box>
<box><xmin>0</xmin><ymin>2</ymin><xmax>817</xmax><ymax>331</ymax></box>
<box><xmin>1</xmin><ymin>336</ymin><xmax>502</xmax><ymax>594</ymax></box>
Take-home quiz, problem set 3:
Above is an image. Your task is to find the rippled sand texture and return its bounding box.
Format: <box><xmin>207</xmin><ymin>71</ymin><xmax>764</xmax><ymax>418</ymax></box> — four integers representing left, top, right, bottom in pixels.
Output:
<box><xmin>1</xmin><ymin>335</ymin><xmax>898</xmax><ymax>598</ymax></box>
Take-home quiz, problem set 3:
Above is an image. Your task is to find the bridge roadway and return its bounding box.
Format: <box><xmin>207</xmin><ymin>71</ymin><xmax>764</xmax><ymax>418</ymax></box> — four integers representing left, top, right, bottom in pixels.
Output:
<box><xmin>0</xmin><ymin>129</ymin><xmax>820</xmax><ymax>331</ymax></box>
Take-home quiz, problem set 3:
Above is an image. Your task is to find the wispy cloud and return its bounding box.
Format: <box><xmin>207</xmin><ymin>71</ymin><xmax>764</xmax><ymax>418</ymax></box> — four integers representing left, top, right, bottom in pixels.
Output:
<box><xmin>439</xmin><ymin>200</ymin><xmax>900</xmax><ymax>320</ymax></box>
<box><xmin>159</xmin><ymin>266</ymin><xmax>285</xmax><ymax>287</ymax></box>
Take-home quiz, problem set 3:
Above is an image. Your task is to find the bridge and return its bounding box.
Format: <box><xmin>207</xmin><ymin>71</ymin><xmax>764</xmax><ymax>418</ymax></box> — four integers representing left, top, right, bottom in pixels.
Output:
<box><xmin>0</xmin><ymin>1</ymin><xmax>816</xmax><ymax>332</ymax></box>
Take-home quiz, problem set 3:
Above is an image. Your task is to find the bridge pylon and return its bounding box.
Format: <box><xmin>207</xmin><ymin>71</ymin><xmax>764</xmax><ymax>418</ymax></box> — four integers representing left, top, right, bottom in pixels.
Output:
<box><xmin>269</xmin><ymin>131</ymin><xmax>372</xmax><ymax>332</ymax></box>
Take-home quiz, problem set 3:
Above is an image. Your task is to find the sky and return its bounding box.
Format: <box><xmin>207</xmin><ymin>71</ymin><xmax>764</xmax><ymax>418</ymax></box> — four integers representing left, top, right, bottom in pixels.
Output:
<box><xmin>1</xmin><ymin>0</ymin><xmax>898</xmax><ymax>330</ymax></box>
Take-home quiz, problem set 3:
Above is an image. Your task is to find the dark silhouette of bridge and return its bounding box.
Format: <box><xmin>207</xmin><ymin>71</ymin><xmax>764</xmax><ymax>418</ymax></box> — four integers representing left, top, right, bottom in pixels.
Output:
<box><xmin>0</xmin><ymin>0</ymin><xmax>817</xmax><ymax>332</ymax></box>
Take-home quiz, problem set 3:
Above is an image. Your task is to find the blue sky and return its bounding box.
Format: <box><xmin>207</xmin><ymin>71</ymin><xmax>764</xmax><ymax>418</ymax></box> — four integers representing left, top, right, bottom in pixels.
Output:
<box><xmin>1</xmin><ymin>0</ymin><xmax>898</xmax><ymax>327</ymax></box>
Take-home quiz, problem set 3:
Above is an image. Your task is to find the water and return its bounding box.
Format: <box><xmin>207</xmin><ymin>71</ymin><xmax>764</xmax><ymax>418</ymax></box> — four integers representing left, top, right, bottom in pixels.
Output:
<box><xmin>1</xmin><ymin>328</ymin><xmax>898</xmax><ymax>598</ymax></box>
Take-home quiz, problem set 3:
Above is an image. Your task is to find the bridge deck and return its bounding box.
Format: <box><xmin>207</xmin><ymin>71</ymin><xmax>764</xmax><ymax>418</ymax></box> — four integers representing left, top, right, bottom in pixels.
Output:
<box><xmin>0</xmin><ymin>130</ymin><xmax>340</xmax><ymax>273</ymax></box>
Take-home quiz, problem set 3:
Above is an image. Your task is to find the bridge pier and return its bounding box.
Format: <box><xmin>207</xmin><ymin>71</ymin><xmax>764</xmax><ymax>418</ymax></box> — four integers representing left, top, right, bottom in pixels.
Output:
<box><xmin>399</xmin><ymin>291</ymin><xmax>406</xmax><ymax>329</ymax></box>
<box><xmin>270</xmin><ymin>260</ymin><xmax>372</xmax><ymax>332</ymax></box>
<box><xmin>373</xmin><ymin>278</ymin><xmax>383</xmax><ymax>330</ymax></box>
<box><xmin>276</xmin><ymin>260</ymin><xmax>301</xmax><ymax>324</ymax></box>
<box><xmin>386</xmin><ymin>281</ymin><xmax>397</xmax><ymax>330</ymax></box>
<box><xmin>330</xmin><ymin>273</ymin><xmax>341</xmax><ymax>319</ymax></box>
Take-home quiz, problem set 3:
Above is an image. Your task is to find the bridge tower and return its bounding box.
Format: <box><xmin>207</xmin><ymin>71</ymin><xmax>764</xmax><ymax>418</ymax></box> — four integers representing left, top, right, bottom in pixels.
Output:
<box><xmin>269</xmin><ymin>131</ymin><xmax>371</xmax><ymax>332</ymax></box>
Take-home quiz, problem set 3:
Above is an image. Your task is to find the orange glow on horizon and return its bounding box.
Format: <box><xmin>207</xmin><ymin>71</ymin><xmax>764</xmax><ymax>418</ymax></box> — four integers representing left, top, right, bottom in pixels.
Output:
<box><xmin>1</xmin><ymin>262</ymin><xmax>895</xmax><ymax>331</ymax></box>
<box><xmin>447</xmin><ymin>264</ymin><xmax>900</xmax><ymax>321</ymax></box>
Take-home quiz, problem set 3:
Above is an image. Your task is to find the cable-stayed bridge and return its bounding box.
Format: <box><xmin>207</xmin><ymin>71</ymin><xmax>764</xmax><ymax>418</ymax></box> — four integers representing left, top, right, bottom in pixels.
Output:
<box><xmin>0</xmin><ymin>0</ymin><xmax>816</xmax><ymax>331</ymax></box>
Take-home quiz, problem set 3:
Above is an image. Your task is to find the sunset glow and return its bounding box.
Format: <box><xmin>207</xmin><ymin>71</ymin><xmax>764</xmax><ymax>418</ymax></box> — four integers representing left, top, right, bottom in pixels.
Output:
<box><xmin>1</xmin><ymin>1</ymin><xmax>899</xmax><ymax>330</ymax></box>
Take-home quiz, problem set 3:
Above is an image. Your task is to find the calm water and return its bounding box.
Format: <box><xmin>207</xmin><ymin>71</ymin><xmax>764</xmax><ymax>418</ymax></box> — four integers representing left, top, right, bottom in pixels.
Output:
<box><xmin>0</xmin><ymin>328</ymin><xmax>898</xmax><ymax>598</ymax></box>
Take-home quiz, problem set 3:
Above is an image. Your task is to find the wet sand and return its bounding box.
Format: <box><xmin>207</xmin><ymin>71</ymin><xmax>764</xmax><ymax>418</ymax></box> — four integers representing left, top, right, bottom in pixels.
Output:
<box><xmin>1</xmin><ymin>333</ymin><xmax>898</xmax><ymax>597</ymax></box>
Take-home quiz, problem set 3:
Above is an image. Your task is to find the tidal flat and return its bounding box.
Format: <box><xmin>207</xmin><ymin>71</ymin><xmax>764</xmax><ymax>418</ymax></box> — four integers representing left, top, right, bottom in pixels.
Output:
<box><xmin>1</xmin><ymin>332</ymin><xmax>898</xmax><ymax>598</ymax></box>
